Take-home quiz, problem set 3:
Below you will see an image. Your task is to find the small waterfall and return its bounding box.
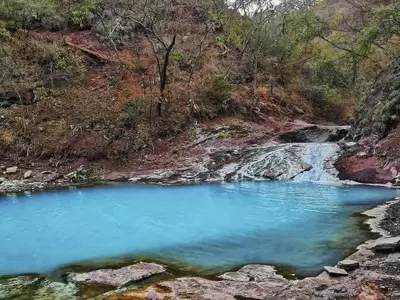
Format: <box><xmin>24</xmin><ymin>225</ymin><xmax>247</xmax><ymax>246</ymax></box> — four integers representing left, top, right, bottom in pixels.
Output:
<box><xmin>294</xmin><ymin>143</ymin><xmax>340</xmax><ymax>182</ymax></box>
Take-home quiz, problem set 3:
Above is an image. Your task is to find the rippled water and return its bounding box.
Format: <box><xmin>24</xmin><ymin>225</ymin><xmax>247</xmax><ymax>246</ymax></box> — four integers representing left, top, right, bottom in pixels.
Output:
<box><xmin>0</xmin><ymin>182</ymin><xmax>398</xmax><ymax>276</ymax></box>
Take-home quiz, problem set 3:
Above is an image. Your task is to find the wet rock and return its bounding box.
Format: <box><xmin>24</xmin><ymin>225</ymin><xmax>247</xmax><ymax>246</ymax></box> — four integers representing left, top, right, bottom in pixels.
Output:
<box><xmin>337</xmin><ymin>259</ymin><xmax>360</xmax><ymax>270</ymax></box>
<box><xmin>323</xmin><ymin>266</ymin><xmax>348</xmax><ymax>276</ymax></box>
<box><xmin>341</xmin><ymin>141</ymin><xmax>358</xmax><ymax>149</ymax></box>
<box><xmin>228</xmin><ymin>144</ymin><xmax>312</xmax><ymax>181</ymax></box>
<box><xmin>279</xmin><ymin>125</ymin><xmax>350</xmax><ymax>143</ymax></box>
<box><xmin>372</xmin><ymin>237</ymin><xmax>400</xmax><ymax>252</ymax></box>
<box><xmin>130</xmin><ymin>142</ymin><xmax>340</xmax><ymax>184</ymax></box>
<box><xmin>23</xmin><ymin>170</ymin><xmax>33</xmax><ymax>179</ymax></box>
<box><xmin>5</xmin><ymin>166</ymin><xmax>18</xmax><ymax>174</ymax></box>
<box><xmin>67</xmin><ymin>262</ymin><xmax>166</xmax><ymax>287</ymax></box>
<box><xmin>0</xmin><ymin>275</ymin><xmax>78</xmax><ymax>300</ymax></box>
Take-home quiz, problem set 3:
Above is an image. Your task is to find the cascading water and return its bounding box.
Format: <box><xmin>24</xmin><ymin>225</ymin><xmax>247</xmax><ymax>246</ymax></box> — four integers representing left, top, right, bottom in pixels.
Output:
<box><xmin>294</xmin><ymin>143</ymin><xmax>340</xmax><ymax>182</ymax></box>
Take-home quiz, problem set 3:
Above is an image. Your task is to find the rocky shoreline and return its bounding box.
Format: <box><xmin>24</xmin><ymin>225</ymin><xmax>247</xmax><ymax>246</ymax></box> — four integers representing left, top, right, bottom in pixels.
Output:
<box><xmin>1</xmin><ymin>119</ymin><xmax>349</xmax><ymax>194</ymax></box>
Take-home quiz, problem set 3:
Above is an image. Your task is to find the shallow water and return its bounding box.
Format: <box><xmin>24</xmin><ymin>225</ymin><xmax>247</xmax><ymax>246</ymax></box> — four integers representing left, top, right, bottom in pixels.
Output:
<box><xmin>0</xmin><ymin>182</ymin><xmax>398</xmax><ymax>276</ymax></box>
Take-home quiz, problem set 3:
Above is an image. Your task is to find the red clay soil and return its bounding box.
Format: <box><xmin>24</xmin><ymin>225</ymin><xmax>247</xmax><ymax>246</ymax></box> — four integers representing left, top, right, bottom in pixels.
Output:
<box><xmin>337</xmin><ymin>125</ymin><xmax>400</xmax><ymax>184</ymax></box>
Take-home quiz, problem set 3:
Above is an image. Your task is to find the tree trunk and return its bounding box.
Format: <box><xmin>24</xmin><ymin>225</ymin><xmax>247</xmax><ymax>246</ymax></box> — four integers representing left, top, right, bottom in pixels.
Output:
<box><xmin>157</xmin><ymin>35</ymin><xmax>176</xmax><ymax>117</ymax></box>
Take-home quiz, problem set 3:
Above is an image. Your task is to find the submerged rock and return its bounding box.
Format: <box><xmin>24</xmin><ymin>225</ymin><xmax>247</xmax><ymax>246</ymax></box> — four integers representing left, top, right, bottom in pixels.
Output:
<box><xmin>67</xmin><ymin>262</ymin><xmax>166</xmax><ymax>287</ymax></box>
<box><xmin>323</xmin><ymin>266</ymin><xmax>348</xmax><ymax>276</ymax></box>
<box><xmin>0</xmin><ymin>276</ymin><xmax>78</xmax><ymax>300</ymax></box>
<box><xmin>372</xmin><ymin>237</ymin><xmax>400</xmax><ymax>252</ymax></box>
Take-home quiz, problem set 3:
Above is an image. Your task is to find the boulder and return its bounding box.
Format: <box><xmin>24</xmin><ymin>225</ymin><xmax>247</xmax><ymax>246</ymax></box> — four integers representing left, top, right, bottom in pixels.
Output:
<box><xmin>23</xmin><ymin>170</ymin><xmax>33</xmax><ymax>179</ymax></box>
<box><xmin>372</xmin><ymin>237</ymin><xmax>400</xmax><ymax>252</ymax></box>
<box><xmin>337</xmin><ymin>260</ymin><xmax>360</xmax><ymax>270</ymax></box>
<box><xmin>5</xmin><ymin>166</ymin><xmax>18</xmax><ymax>174</ymax></box>
<box><xmin>67</xmin><ymin>262</ymin><xmax>166</xmax><ymax>287</ymax></box>
<box><xmin>323</xmin><ymin>266</ymin><xmax>348</xmax><ymax>276</ymax></box>
<box><xmin>341</xmin><ymin>142</ymin><xmax>357</xmax><ymax>149</ymax></box>
<box><xmin>0</xmin><ymin>177</ymin><xmax>5</xmax><ymax>184</ymax></box>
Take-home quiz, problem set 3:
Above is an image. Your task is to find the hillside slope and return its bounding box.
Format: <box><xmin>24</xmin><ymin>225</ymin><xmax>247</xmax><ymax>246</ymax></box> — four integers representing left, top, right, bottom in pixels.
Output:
<box><xmin>0</xmin><ymin>0</ymin><xmax>347</xmax><ymax>178</ymax></box>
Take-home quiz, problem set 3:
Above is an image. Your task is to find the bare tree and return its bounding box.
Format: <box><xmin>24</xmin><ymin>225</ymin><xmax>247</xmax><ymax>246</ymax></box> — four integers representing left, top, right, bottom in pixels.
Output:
<box><xmin>99</xmin><ymin>0</ymin><xmax>178</xmax><ymax>116</ymax></box>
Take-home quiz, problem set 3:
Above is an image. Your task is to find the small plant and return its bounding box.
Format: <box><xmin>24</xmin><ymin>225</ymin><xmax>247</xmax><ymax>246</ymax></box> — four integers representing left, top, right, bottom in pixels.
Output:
<box><xmin>132</xmin><ymin>59</ymin><xmax>147</xmax><ymax>74</ymax></box>
<box><xmin>171</xmin><ymin>52</ymin><xmax>184</xmax><ymax>63</ymax></box>
<box><xmin>109</xmin><ymin>77</ymin><xmax>118</xmax><ymax>89</ymax></box>
<box><xmin>198</xmin><ymin>75</ymin><xmax>234</xmax><ymax>116</ymax></box>
<box><xmin>33</xmin><ymin>87</ymin><xmax>48</xmax><ymax>101</ymax></box>
<box><xmin>205</xmin><ymin>75</ymin><xmax>233</xmax><ymax>104</ymax></box>
<box><xmin>123</xmin><ymin>88</ymin><xmax>132</xmax><ymax>98</ymax></box>
<box><xmin>121</xmin><ymin>99</ymin><xmax>147</xmax><ymax>127</ymax></box>
<box><xmin>218</xmin><ymin>130</ymin><xmax>230</xmax><ymax>139</ymax></box>
<box><xmin>189</xmin><ymin>130</ymin><xmax>197</xmax><ymax>141</ymax></box>
<box><xmin>54</xmin><ymin>50</ymin><xmax>85</xmax><ymax>78</ymax></box>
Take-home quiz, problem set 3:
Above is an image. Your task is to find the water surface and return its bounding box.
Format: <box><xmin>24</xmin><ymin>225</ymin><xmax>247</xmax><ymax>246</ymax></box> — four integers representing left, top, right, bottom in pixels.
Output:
<box><xmin>0</xmin><ymin>182</ymin><xmax>398</xmax><ymax>276</ymax></box>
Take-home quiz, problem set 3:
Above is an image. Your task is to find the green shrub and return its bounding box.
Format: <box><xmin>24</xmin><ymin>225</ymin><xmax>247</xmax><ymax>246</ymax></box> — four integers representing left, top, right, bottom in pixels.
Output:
<box><xmin>197</xmin><ymin>75</ymin><xmax>235</xmax><ymax>116</ymax></box>
<box><xmin>54</xmin><ymin>50</ymin><xmax>85</xmax><ymax>78</ymax></box>
<box><xmin>0</xmin><ymin>0</ymin><xmax>97</xmax><ymax>30</ymax></box>
<box><xmin>121</xmin><ymin>99</ymin><xmax>147</xmax><ymax>127</ymax></box>
<box><xmin>204</xmin><ymin>75</ymin><xmax>232</xmax><ymax>103</ymax></box>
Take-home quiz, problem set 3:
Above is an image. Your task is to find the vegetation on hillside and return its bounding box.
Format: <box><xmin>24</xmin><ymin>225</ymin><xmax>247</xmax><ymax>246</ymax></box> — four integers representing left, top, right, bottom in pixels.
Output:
<box><xmin>0</xmin><ymin>0</ymin><xmax>399</xmax><ymax>165</ymax></box>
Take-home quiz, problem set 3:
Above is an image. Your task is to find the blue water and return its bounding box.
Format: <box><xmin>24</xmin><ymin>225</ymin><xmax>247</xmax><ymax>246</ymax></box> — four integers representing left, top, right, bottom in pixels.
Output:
<box><xmin>0</xmin><ymin>182</ymin><xmax>398</xmax><ymax>276</ymax></box>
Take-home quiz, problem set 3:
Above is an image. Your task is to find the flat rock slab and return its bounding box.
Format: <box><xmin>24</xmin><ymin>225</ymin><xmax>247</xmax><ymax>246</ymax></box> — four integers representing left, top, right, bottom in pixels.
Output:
<box><xmin>372</xmin><ymin>236</ymin><xmax>400</xmax><ymax>252</ymax></box>
<box><xmin>337</xmin><ymin>259</ymin><xmax>360</xmax><ymax>270</ymax></box>
<box><xmin>218</xmin><ymin>264</ymin><xmax>287</xmax><ymax>283</ymax></box>
<box><xmin>68</xmin><ymin>262</ymin><xmax>165</xmax><ymax>287</ymax></box>
<box><xmin>323</xmin><ymin>266</ymin><xmax>348</xmax><ymax>276</ymax></box>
